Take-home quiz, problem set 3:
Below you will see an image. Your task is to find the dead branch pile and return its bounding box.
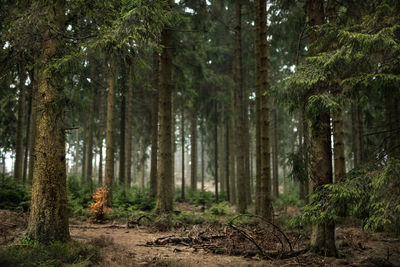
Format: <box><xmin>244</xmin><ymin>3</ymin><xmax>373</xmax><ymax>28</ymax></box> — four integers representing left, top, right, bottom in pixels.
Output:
<box><xmin>145</xmin><ymin>214</ymin><xmax>306</xmax><ymax>259</ymax></box>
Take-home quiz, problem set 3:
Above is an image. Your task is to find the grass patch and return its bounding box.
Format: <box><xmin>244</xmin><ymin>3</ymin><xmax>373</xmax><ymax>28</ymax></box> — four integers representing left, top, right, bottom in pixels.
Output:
<box><xmin>0</xmin><ymin>238</ymin><xmax>99</xmax><ymax>267</ymax></box>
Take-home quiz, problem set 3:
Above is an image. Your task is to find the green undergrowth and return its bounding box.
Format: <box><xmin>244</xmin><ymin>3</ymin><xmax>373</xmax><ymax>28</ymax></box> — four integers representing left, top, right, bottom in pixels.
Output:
<box><xmin>294</xmin><ymin>159</ymin><xmax>400</xmax><ymax>235</ymax></box>
<box><xmin>0</xmin><ymin>238</ymin><xmax>99</xmax><ymax>267</ymax></box>
<box><xmin>0</xmin><ymin>174</ymin><xmax>30</xmax><ymax>211</ymax></box>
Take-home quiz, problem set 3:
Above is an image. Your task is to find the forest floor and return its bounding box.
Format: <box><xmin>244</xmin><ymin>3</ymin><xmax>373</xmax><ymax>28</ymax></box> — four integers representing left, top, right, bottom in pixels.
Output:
<box><xmin>1</xmin><ymin>207</ymin><xmax>400</xmax><ymax>267</ymax></box>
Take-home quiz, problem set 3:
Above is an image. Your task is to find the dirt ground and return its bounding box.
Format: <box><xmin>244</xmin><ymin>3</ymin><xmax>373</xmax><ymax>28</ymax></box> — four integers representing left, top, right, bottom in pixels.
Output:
<box><xmin>1</xmin><ymin>209</ymin><xmax>400</xmax><ymax>266</ymax></box>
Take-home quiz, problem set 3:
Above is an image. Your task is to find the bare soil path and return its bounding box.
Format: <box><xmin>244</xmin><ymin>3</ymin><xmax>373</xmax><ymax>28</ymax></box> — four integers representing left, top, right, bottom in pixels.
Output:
<box><xmin>1</xmin><ymin>209</ymin><xmax>400</xmax><ymax>266</ymax></box>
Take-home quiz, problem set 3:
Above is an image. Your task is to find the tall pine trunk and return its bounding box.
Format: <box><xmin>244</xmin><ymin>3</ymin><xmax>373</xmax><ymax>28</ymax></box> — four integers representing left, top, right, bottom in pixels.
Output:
<box><xmin>181</xmin><ymin>110</ymin><xmax>185</xmax><ymax>200</ymax></box>
<box><xmin>28</xmin><ymin>69</ymin><xmax>37</xmax><ymax>184</ymax></box>
<box><xmin>150</xmin><ymin>53</ymin><xmax>159</xmax><ymax>197</ymax></box>
<box><xmin>190</xmin><ymin>111</ymin><xmax>197</xmax><ymax>192</ymax></box>
<box><xmin>307</xmin><ymin>0</ymin><xmax>337</xmax><ymax>256</ymax></box>
<box><xmin>254</xmin><ymin>0</ymin><xmax>261</xmax><ymax>215</ymax></box>
<box><xmin>125</xmin><ymin>65</ymin><xmax>134</xmax><ymax>188</ymax></box>
<box><xmin>14</xmin><ymin>68</ymin><xmax>26</xmax><ymax>182</ymax></box>
<box><xmin>235</xmin><ymin>0</ymin><xmax>247</xmax><ymax>213</ymax></box>
<box><xmin>86</xmin><ymin>64</ymin><xmax>95</xmax><ymax>188</ymax></box>
<box><xmin>258</xmin><ymin>0</ymin><xmax>273</xmax><ymax>220</ymax></box>
<box><xmin>272</xmin><ymin>108</ymin><xmax>279</xmax><ymax>199</ymax></box>
<box><xmin>23</xmin><ymin>79</ymin><xmax>33</xmax><ymax>183</ymax></box>
<box><xmin>156</xmin><ymin>11</ymin><xmax>174</xmax><ymax>214</ymax></box>
<box><xmin>27</xmin><ymin>0</ymin><xmax>69</xmax><ymax>242</ymax></box>
<box><xmin>105</xmin><ymin>54</ymin><xmax>116</xmax><ymax>207</ymax></box>
<box><xmin>229</xmin><ymin>86</ymin><xmax>237</xmax><ymax>204</ymax></box>
<box><xmin>119</xmin><ymin>71</ymin><xmax>126</xmax><ymax>186</ymax></box>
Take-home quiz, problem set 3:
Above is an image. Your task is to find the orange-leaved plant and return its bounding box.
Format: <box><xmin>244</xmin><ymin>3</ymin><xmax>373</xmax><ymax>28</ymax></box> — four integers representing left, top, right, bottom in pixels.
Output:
<box><xmin>88</xmin><ymin>187</ymin><xmax>111</xmax><ymax>221</ymax></box>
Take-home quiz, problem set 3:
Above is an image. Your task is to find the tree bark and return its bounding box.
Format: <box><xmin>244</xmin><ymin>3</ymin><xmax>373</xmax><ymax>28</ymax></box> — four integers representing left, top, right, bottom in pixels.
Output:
<box><xmin>190</xmin><ymin>110</ymin><xmax>197</xmax><ymax>192</ymax></box>
<box><xmin>27</xmin><ymin>0</ymin><xmax>69</xmax><ymax>242</ymax></box>
<box><xmin>307</xmin><ymin>0</ymin><xmax>337</xmax><ymax>256</ymax></box>
<box><xmin>229</xmin><ymin>84</ymin><xmax>237</xmax><ymax>204</ymax></box>
<box><xmin>254</xmin><ymin>0</ymin><xmax>261</xmax><ymax>215</ymax></box>
<box><xmin>272</xmin><ymin>108</ymin><xmax>279</xmax><ymax>199</ymax></box>
<box><xmin>235</xmin><ymin>0</ymin><xmax>247</xmax><ymax>213</ymax></box>
<box><xmin>119</xmin><ymin>70</ymin><xmax>126</xmax><ymax>186</ymax></box>
<box><xmin>214</xmin><ymin>103</ymin><xmax>219</xmax><ymax>202</ymax></box>
<box><xmin>150</xmin><ymin>52</ymin><xmax>159</xmax><ymax>197</ymax></box>
<box><xmin>23</xmin><ymin>78</ymin><xmax>33</xmax><ymax>183</ymax></box>
<box><xmin>98</xmin><ymin>68</ymin><xmax>106</xmax><ymax>185</ymax></box>
<box><xmin>201</xmin><ymin>126</ymin><xmax>205</xmax><ymax>191</ymax></box>
<box><xmin>86</xmin><ymin>64</ymin><xmax>95</xmax><ymax>188</ymax></box>
<box><xmin>105</xmin><ymin>54</ymin><xmax>116</xmax><ymax>207</ymax></box>
<box><xmin>333</xmin><ymin>107</ymin><xmax>346</xmax><ymax>181</ymax></box>
<box><xmin>181</xmin><ymin>109</ymin><xmax>185</xmax><ymax>200</ymax></box>
<box><xmin>125</xmin><ymin>64</ymin><xmax>134</xmax><ymax>188</ymax></box>
<box><xmin>258</xmin><ymin>0</ymin><xmax>273</xmax><ymax>220</ymax></box>
<box><xmin>28</xmin><ymin>69</ymin><xmax>37</xmax><ymax>185</ymax></box>
<box><xmin>156</xmin><ymin>12</ymin><xmax>174</xmax><ymax>213</ymax></box>
<box><xmin>14</xmin><ymin>68</ymin><xmax>26</xmax><ymax>182</ymax></box>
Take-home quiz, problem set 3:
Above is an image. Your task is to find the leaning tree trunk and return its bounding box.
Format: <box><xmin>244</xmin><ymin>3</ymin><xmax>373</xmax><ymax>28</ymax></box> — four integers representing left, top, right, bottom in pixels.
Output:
<box><xmin>307</xmin><ymin>0</ymin><xmax>337</xmax><ymax>257</ymax></box>
<box><xmin>190</xmin><ymin>110</ymin><xmax>198</xmax><ymax>192</ymax></box>
<box><xmin>156</xmin><ymin>14</ymin><xmax>174</xmax><ymax>214</ymax></box>
<box><xmin>150</xmin><ymin>52</ymin><xmax>159</xmax><ymax>197</ymax></box>
<box><xmin>235</xmin><ymin>0</ymin><xmax>247</xmax><ymax>213</ymax></box>
<box><xmin>258</xmin><ymin>0</ymin><xmax>273</xmax><ymax>220</ymax></box>
<box><xmin>104</xmin><ymin>54</ymin><xmax>116</xmax><ymax>207</ymax></box>
<box><xmin>27</xmin><ymin>0</ymin><xmax>69</xmax><ymax>242</ymax></box>
<box><xmin>14</xmin><ymin>68</ymin><xmax>26</xmax><ymax>182</ymax></box>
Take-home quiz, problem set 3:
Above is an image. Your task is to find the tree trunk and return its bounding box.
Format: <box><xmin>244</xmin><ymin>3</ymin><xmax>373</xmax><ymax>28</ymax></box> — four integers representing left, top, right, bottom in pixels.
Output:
<box><xmin>23</xmin><ymin>80</ymin><xmax>33</xmax><ymax>183</ymax></box>
<box><xmin>272</xmin><ymin>108</ymin><xmax>279</xmax><ymax>199</ymax></box>
<box><xmin>254</xmin><ymin>0</ymin><xmax>261</xmax><ymax>215</ymax></box>
<box><xmin>98</xmin><ymin>71</ymin><xmax>106</xmax><ymax>185</ymax></box>
<box><xmin>307</xmin><ymin>0</ymin><xmax>337</xmax><ymax>256</ymax></box>
<box><xmin>333</xmin><ymin>107</ymin><xmax>346</xmax><ymax>181</ymax></box>
<box><xmin>27</xmin><ymin>1</ymin><xmax>69</xmax><ymax>242</ymax></box>
<box><xmin>214</xmin><ymin>103</ymin><xmax>219</xmax><ymax>202</ymax></box>
<box><xmin>229</xmin><ymin>85</ymin><xmax>237</xmax><ymax>204</ymax></box>
<box><xmin>125</xmin><ymin>65</ymin><xmax>134</xmax><ymax>188</ymax></box>
<box><xmin>139</xmin><ymin>137</ymin><xmax>146</xmax><ymax>189</ymax></box>
<box><xmin>150</xmin><ymin>52</ymin><xmax>159</xmax><ymax>197</ymax></box>
<box><xmin>351</xmin><ymin>103</ymin><xmax>363</xmax><ymax>168</ymax></box>
<box><xmin>156</xmin><ymin>14</ymin><xmax>174</xmax><ymax>214</ymax></box>
<box><xmin>190</xmin><ymin>110</ymin><xmax>197</xmax><ymax>192</ymax></box>
<box><xmin>14</xmin><ymin>68</ymin><xmax>26</xmax><ymax>182</ymax></box>
<box><xmin>225</xmin><ymin>119</ymin><xmax>230</xmax><ymax>202</ymax></box>
<box><xmin>82</xmin><ymin>121</ymin><xmax>87</xmax><ymax>180</ymax></box>
<box><xmin>28</xmin><ymin>69</ymin><xmax>37</xmax><ymax>185</ymax></box>
<box><xmin>181</xmin><ymin>110</ymin><xmax>185</xmax><ymax>200</ymax></box>
<box><xmin>244</xmin><ymin>85</ymin><xmax>251</xmax><ymax>205</ymax></box>
<box><xmin>218</xmin><ymin>118</ymin><xmax>225</xmax><ymax>194</ymax></box>
<box><xmin>75</xmin><ymin>129</ymin><xmax>79</xmax><ymax>174</ymax></box>
<box><xmin>258</xmin><ymin>0</ymin><xmax>273</xmax><ymax>220</ymax></box>
<box><xmin>235</xmin><ymin>0</ymin><xmax>247</xmax><ymax>213</ymax></box>
<box><xmin>119</xmin><ymin>72</ymin><xmax>126</xmax><ymax>186</ymax></box>
<box><xmin>298</xmin><ymin>110</ymin><xmax>305</xmax><ymax>201</ymax></box>
<box><xmin>86</xmin><ymin>65</ymin><xmax>95</xmax><ymax>188</ymax></box>
<box><xmin>105</xmin><ymin>54</ymin><xmax>116</xmax><ymax>207</ymax></box>
<box><xmin>201</xmin><ymin>127</ymin><xmax>205</xmax><ymax>191</ymax></box>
